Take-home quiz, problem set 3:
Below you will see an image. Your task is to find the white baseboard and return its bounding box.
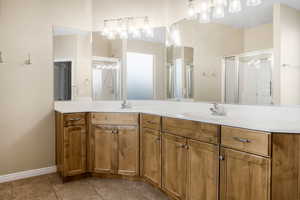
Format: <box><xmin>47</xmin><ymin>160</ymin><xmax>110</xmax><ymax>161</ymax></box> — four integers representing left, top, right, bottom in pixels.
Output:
<box><xmin>0</xmin><ymin>166</ymin><xmax>57</xmax><ymax>184</ymax></box>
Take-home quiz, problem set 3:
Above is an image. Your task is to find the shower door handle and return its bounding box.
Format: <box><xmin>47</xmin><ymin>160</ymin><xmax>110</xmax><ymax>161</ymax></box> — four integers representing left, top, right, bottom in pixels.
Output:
<box><xmin>270</xmin><ymin>81</ymin><xmax>272</xmax><ymax>97</ymax></box>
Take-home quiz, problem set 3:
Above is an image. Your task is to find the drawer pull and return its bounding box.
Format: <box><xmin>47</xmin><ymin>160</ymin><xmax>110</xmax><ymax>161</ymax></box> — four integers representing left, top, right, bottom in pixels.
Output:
<box><xmin>68</xmin><ymin>118</ymin><xmax>81</xmax><ymax>121</ymax></box>
<box><xmin>233</xmin><ymin>137</ymin><xmax>251</xmax><ymax>143</ymax></box>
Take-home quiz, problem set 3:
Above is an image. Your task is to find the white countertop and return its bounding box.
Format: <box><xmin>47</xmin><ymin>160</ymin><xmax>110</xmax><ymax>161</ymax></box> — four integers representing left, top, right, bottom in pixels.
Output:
<box><xmin>54</xmin><ymin>100</ymin><xmax>300</xmax><ymax>134</ymax></box>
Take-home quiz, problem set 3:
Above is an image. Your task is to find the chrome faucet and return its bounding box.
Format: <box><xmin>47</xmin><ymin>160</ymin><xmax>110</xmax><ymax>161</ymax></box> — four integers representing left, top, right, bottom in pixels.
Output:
<box><xmin>210</xmin><ymin>103</ymin><xmax>226</xmax><ymax>116</ymax></box>
<box><xmin>121</xmin><ymin>99</ymin><xmax>132</xmax><ymax>109</ymax></box>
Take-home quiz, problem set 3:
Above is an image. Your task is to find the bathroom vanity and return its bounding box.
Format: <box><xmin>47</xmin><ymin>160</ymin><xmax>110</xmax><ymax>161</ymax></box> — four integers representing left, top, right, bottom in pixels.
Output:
<box><xmin>55</xmin><ymin>101</ymin><xmax>300</xmax><ymax>200</ymax></box>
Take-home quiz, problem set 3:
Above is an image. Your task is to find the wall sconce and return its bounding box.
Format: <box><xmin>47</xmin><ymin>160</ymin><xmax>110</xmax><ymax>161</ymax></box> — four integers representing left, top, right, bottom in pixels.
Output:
<box><xmin>0</xmin><ymin>51</ymin><xmax>4</xmax><ymax>64</ymax></box>
<box><xmin>25</xmin><ymin>54</ymin><xmax>32</xmax><ymax>65</ymax></box>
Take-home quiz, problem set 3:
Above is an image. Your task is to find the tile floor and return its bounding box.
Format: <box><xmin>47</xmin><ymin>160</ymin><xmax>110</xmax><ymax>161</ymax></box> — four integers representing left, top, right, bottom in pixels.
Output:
<box><xmin>0</xmin><ymin>174</ymin><xmax>170</xmax><ymax>200</ymax></box>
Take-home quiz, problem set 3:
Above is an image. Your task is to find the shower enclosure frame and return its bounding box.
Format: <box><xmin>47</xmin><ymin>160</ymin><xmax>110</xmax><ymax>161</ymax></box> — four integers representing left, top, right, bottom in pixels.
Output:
<box><xmin>222</xmin><ymin>49</ymin><xmax>274</xmax><ymax>105</ymax></box>
<box><xmin>91</xmin><ymin>56</ymin><xmax>122</xmax><ymax>101</ymax></box>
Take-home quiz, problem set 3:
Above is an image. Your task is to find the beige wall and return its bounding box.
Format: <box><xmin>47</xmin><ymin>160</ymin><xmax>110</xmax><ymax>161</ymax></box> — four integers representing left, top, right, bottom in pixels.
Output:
<box><xmin>54</xmin><ymin>34</ymin><xmax>92</xmax><ymax>99</ymax></box>
<box><xmin>92</xmin><ymin>33</ymin><xmax>123</xmax><ymax>58</ymax></box>
<box><xmin>274</xmin><ymin>4</ymin><xmax>300</xmax><ymax>105</ymax></box>
<box><xmin>243</xmin><ymin>23</ymin><xmax>273</xmax><ymax>52</ymax></box>
<box><xmin>178</xmin><ymin>20</ymin><xmax>244</xmax><ymax>102</ymax></box>
<box><xmin>0</xmin><ymin>0</ymin><xmax>92</xmax><ymax>175</ymax></box>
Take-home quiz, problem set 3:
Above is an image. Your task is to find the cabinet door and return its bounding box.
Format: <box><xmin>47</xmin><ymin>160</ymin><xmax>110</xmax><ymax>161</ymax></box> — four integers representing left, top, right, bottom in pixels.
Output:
<box><xmin>117</xmin><ymin>126</ymin><xmax>139</xmax><ymax>176</ymax></box>
<box><xmin>64</xmin><ymin>125</ymin><xmax>86</xmax><ymax>176</ymax></box>
<box><xmin>93</xmin><ymin>125</ymin><xmax>117</xmax><ymax>174</ymax></box>
<box><xmin>220</xmin><ymin>148</ymin><xmax>271</xmax><ymax>200</ymax></box>
<box><xmin>140</xmin><ymin>127</ymin><xmax>161</xmax><ymax>186</ymax></box>
<box><xmin>162</xmin><ymin>133</ymin><xmax>187</xmax><ymax>200</ymax></box>
<box><xmin>187</xmin><ymin>140</ymin><xmax>219</xmax><ymax>200</ymax></box>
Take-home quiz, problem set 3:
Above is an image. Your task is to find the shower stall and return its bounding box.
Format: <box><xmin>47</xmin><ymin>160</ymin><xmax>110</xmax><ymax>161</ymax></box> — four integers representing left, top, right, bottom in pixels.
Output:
<box><xmin>224</xmin><ymin>50</ymin><xmax>273</xmax><ymax>105</ymax></box>
<box><xmin>167</xmin><ymin>46</ymin><xmax>194</xmax><ymax>100</ymax></box>
<box><xmin>92</xmin><ymin>57</ymin><xmax>122</xmax><ymax>100</ymax></box>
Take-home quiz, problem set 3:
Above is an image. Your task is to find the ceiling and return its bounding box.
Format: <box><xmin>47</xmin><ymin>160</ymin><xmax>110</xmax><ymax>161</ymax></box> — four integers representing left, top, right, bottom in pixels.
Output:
<box><xmin>212</xmin><ymin>0</ymin><xmax>300</xmax><ymax>28</ymax></box>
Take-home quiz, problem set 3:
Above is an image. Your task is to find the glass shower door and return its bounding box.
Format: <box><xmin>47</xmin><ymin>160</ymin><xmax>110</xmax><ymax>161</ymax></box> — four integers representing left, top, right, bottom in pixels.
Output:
<box><xmin>238</xmin><ymin>56</ymin><xmax>272</xmax><ymax>105</ymax></box>
<box><xmin>92</xmin><ymin>59</ymin><xmax>121</xmax><ymax>100</ymax></box>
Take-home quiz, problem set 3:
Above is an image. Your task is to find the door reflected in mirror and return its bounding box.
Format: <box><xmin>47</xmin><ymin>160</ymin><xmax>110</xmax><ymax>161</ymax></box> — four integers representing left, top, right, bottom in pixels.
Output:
<box><xmin>52</xmin><ymin>2</ymin><xmax>300</xmax><ymax>106</ymax></box>
<box><xmin>53</xmin><ymin>26</ymin><xmax>92</xmax><ymax>101</ymax></box>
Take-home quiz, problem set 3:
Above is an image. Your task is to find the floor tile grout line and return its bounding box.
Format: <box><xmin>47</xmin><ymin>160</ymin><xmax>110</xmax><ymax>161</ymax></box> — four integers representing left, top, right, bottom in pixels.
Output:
<box><xmin>87</xmin><ymin>178</ymin><xmax>106</xmax><ymax>200</ymax></box>
<box><xmin>47</xmin><ymin>175</ymin><xmax>61</xmax><ymax>200</ymax></box>
<box><xmin>51</xmin><ymin>184</ymin><xmax>61</xmax><ymax>200</ymax></box>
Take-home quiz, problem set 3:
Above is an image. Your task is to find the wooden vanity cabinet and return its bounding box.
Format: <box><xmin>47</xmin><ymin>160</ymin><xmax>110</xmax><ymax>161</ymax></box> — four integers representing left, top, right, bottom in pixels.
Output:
<box><xmin>220</xmin><ymin>126</ymin><xmax>271</xmax><ymax>200</ymax></box>
<box><xmin>220</xmin><ymin>148</ymin><xmax>271</xmax><ymax>200</ymax></box>
<box><xmin>162</xmin><ymin>117</ymin><xmax>220</xmax><ymax>200</ymax></box>
<box><xmin>55</xmin><ymin>112</ymin><xmax>87</xmax><ymax>178</ymax></box>
<box><xmin>140</xmin><ymin>114</ymin><xmax>162</xmax><ymax>187</ymax></box>
<box><xmin>140</xmin><ymin>127</ymin><xmax>162</xmax><ymax>186</ymax></box>
<box><xmin>162</xmin><ymin>133</ymin><xmax>188</xmax><ymax>200</ymax></box>
<box><xmin>55</xmin><ymin>111</ymin><xmax>300</xmax><ymax>200</ymax></box>
<box><xmin>186</xmin><ymin>140</ymin><xmax>219</xmax><ymax>200</ymax></box>
<box><xmin>90</xmin><ymin>113</ymin><xmax>139</xmax><ymax>177</ymax></box>
<box><xmin>92</xmin><ymin>125</ymin><xmax>116</xmax><ymax>174</ymax></box>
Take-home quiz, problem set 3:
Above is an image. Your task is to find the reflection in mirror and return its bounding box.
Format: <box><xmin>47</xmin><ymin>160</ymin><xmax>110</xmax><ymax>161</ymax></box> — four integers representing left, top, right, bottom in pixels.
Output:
<box><xmin>53</xmin><ymin>27</ymin><xmax>92</xmax><ymax>101</ymax></box>
<box><xmin>92</xmin><ymin>27</ymin><xmax>167</xmax><ymax>100</ymax></box>
<box><xmin>224</xmin><ymin>50</ymin><xmax>273</xmax><ymax>105</ymax></box>
<box><xmin>169</xmin><ymin>2</ymin><xmax>300</xmax><ymax>105</ymax></box>
<box><xmin>167</xmin><ymin>46</ymin><xmax>194</xmax><ymax>100</ymax></box>
<box><xmin>127</xmin><ymin>52</ymin><xmax>154</xmax><ymax>100</ymax></box>
<box><xmin>92</xmin><ymin>57</ymin><xmax>121</xmax><ymax>100</ymax></box>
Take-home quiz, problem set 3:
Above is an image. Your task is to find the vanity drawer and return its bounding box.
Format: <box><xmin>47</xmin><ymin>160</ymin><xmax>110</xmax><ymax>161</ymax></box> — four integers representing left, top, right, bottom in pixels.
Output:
<box><xmin>63</xmin><ymin>113</ymin><xmax>86</xmax><ymax>127</ymax></box>
<box><xmin>91</xmin><ymin>113</ymin><xmax>139</xmax><ymax>125</ymax></box>
<box><xmin>221</xmin><ymin>126</ymin><xmax>271</xmax><ymax>157</ymax></box>
<box><xmin>141</xmin><ymin>114</ymin><xmax>161</xmax><ymax>130</ymax></box>
<box><xmin>162</xmin><ymin>117</ymin><xmax>220</xmax><ymax>144</ymax></box>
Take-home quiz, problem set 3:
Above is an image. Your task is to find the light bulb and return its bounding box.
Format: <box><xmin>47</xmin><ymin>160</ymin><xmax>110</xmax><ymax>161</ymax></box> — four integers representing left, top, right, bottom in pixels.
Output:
<box><xmin>107</xmin><ymin>31</ymin><xmax>116</xmax><ymax>40</ymax></box>
<box><xmin>214</xmin><ymin>0</ymin><xmax>228</xmax><ymax>6</ymax></box>
<box><xmin>132</xmin><ymin>28</ymin><xmax>141</xmax><ymax>38</ymax></box>
<box><xmin>120</xmin><ymin>30</ymin><xmax>128</xmax><ymax>40</ymax></box>
<box><xmin>247</xmin><ymin>0</ymin><xmax>262</xmax><ymax>6</ymax></box>
<box><xmin>145</xmin><ymin>28</ymin><xmax>154</xmax><ymax>37</ymax></box>
<box><xmin>198</xmin><ymin>12</ymin><xmax>211</xmax><ymax>23</ymax></box>
<box><xmin>199</xmin><ymin>1</ymin><xmax>210</xmax><ymax>12</ymax></box>
<box><xmin>213</xmin><ymin>6</ymin><xmax>225</xmax><ymax>19</ymax></box>
<box><xmin>229</xmin><ymin>0</ymin><xmax>242</xmax><ymax>13</ymax></box>
<box><xmin>142</xmin><ymin>17</ymin><xmax>154</xmax><ymax>37</ymax></box>
<box><xmin>188</xmin><ymin>1</ymin><xmax>196</xmax><ymax>18</ymax></box>
<box><xmin>102</xmin><ymin>26</ymin><xmax>109</xmax><ymax>36</ymax></box>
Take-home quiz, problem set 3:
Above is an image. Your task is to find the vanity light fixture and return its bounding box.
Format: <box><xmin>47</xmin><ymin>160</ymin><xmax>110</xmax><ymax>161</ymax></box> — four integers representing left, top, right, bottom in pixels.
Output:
<box><xmin>228</xmin><ymin>0</ymin><xmax>242</xmax><ymax>13</ymax></box>
<box><xmin>188</xmin><ymin>0</ymin><xmax>262</xmax><ymax>22</ymax></box>
<box><xmin>101</xmin><ymin>16</ymin><xmax>154</xmax><ymax>40</ymax></box>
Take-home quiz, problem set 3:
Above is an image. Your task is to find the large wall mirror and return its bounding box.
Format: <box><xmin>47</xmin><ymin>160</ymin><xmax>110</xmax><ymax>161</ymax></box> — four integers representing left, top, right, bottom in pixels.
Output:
<box><xmin>53</xmin><ymin>1</ymin><xmax>300</xmax><ymax>106</ymax></box>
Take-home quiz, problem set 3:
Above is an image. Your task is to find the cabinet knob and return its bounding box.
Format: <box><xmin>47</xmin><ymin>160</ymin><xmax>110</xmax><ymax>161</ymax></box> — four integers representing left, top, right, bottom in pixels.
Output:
<box><xmin>177</xmin><ymin>144</ymin><xmax>186</xmax><ymax>149</ymax></box>
<box><xmin>219</xmin><ymin>155</ymin><xmax>225</xmax><ymax>161</ymax></box>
